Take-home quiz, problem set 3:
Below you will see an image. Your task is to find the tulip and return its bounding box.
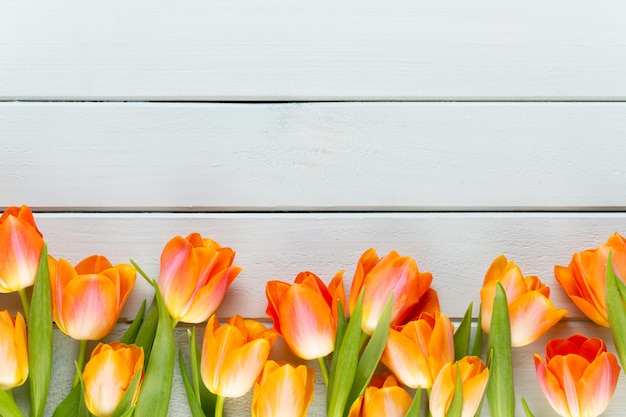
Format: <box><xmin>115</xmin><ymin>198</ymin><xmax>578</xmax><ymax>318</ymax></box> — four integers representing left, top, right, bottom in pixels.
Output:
<box><xmin>381</xmin><ymin>312</ymin><xmax>455</xmax><ymax>389</ymax></box>
<box><xmin>0</xmin><ymin>310</ymin><xmax>28</xmax><ymax>389</ymax></box>
<box><xmin>555</xmin><ymin>233</ymin><xmax>626</xmax><ymax>327</ymax></box>
<box><xmin>481</xmin><ymin>254</ymin><xmax>567</xmax><ymax>347</ymax></box>
<box><xmin>251</xmin><ymin>360</ymin><xmax>315</xmax><ymax>417</ymax></box>
<box><xmin>0</xmin><ymin>205</ymin><xmax>44</xmax><ymax>293</ymax></box>
<box><xmin>347</xmin><ymin>374</ymin><xmax>412</xmax><ymax>417</ymax></box>
<box><xmin>534</xmin><ymin>334</ymin><xmax>619</xmax><ymax>417</ymax></box>
<box><xmin>266</xmin><ymin>270</ymin><xmax>345</xmax><ymax>360</ymax></box>
<box><xmin>348</xmin><ymin>248</ymin><xmax>434</xmax><ymax>335</ymax></box>
<box><xmin>158</xmin><ymin>233</ymin><xmax>242</xmax><ymax>324</ymax></box>
<box><xmin>201</xmin><ymin>315</ymin><xmax>277</xmax><ymax>399</ymax></box>
<box><xmin>82</xmin><ymin>342</ymin><xmax>144</xmax><ymax>417</ymax></box>
<box><xmin>49</xmin><ymin>255</ymin><xmax>136</xmax><ymax>340</ymax></box>
<box><xmin>429</xmin><ymin>356</ymin><xmax>489</xmax><ymax>417</ymax></box>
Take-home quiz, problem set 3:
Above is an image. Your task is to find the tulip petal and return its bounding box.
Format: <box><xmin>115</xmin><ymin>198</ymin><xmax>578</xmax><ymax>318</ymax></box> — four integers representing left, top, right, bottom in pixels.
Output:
<box><xmin>365</xmin><ymin>385</ymin><xmax>412</xmax><ymax>417</ymax></box>
<box><xmin>0</xmin><ymin>216</ymin><xmax>44</xmax><ymax>292</ymax></box>
<box><xmin>181</xmin><ymin>266</ymin><xmax>241</xmax><ymax>323</ymax></box>
<box><xmin>75</xmin><ymin>255</ymin><xmax>113</xmax><ymax>274</ymax></box>
<box><xmin>217</xmin><ymin>339</ymin><xmax>270</xmax><ymax>398</ymax></box>
<box><xmin>158</xmin><ymin>236</ymin><xmax>200</xmax><ymax>320</ymax></box>
<box><xmin>577</xmin><ymin>352</ymin><xmax>620</xmax><ymax>417</ymax></box>
<box><xmin>382</xmin><ymin>327</ymin><xmax>431</xmax><ymax>389</ymax></box>
<box><xmin>508</xmin><ymin>292</ymin><xmax>567</xmax><ymax>347</ymax></box>
<box><xmin>83</xmin><ymin>348</ymin><xmax>134</xmax><ymax>417</ymax></box>
<box><xmin>534</xmin><ymin>354</ymin><xmax>570</xmax><ymax>417</ymax></box>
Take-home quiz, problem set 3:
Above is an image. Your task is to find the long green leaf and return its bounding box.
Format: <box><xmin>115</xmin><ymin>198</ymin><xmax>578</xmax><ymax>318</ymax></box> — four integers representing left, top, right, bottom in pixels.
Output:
<box><xmin>29</xmin><ymin>243</ymin><xmax>52</xmax><ymax>417</ymax></box>
<box><xmin>446</xmin><ymin>364</ymin><xmax>463</xmax><ymax>417</ymax></box>
<box><xmin>403</xmin><ymin>389</ymin><xmax>421</xmax><ymax>417</ymax></box>
<box><xmin>327</xmin><ymin>301</ymin><xmax>348</xmax><ymax>409</ymax></box>
<box><xmin>112</xmin><ymin>366</ymin><xmax>142</xmax><ymax>417</ymax></box>
<box><xmin>120</xmin><ymin>299</ymin><xmax>147</xmax><ymax>345</ymax></box>
<box><xmin>486</xmin><ymin>282</ymin><xmax>515</xmax><ymax>416</ymax></box>
<box><xmin>454</xmin><ymin>302</ymin><xmax>473</xmax><ymax>360</ymax></box>
<box><xmin>327</xmin><ymin>290</ymin><xmax>364</xmax><ymax>417</ymax></box>
<box><xmin>606</xmin><ymin>250</ymin><xmax>626</xmax><ymax>370</ymax></box>
<box><xmin>470</xmin><ymin>309</ymin><xmax>484</xmax><ymax>358</ymax></box>
<box><xmin>133</xmin><ymin>279</ymin><xmax>174</xmax><ymax>417</ymax></box>
<box><xmin>0</xmin><ymin>390</ymin><xmax>26</xmax><ymax>417</ymax></box>
<box><xmin>346</xmin><ymin>293</ymin><xmax>393</xmax><ymax>408</ymax></box>
<box><xmin>51</xmin><ymin>385</ymin><xmax>81</xmax><ymax>417</ymax></box>
<box><xmin>521</xmin><ymin>397</ymin><xmax>535</xmax><ymax>417</ymax></box>
<box><xmin>133</xmin><ymin>300</ymin><xmax>158</xmax><ymax>366</ymax></box>
<box><xmin>179</xmin><ymin>350</ymin><xmax>207</xmax><ymax>417</ymax></box>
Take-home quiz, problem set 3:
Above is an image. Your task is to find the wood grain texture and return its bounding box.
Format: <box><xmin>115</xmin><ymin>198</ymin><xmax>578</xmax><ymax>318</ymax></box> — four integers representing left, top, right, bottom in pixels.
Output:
<box><xmin>2</xmin><ymin>0</ymin><xmax>626</xmax><ymax>100</ymax></box>
<box><xmin>1</xmin><ymin>212</ymin><xmax>625</xmax><ymax>322</ymax></box>
<box><xmin>2</xmin><ymin>102</ymin><xmax>626</xmax><ymax>211</ymax></box>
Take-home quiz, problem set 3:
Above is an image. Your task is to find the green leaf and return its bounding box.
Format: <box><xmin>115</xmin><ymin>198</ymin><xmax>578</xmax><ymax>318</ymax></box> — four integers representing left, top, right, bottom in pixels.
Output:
<box><xmin>327</xmin><ymin>300</ymin><xmax>348</xmax><ymax>410</ymax></box>
<box><xmin>470</xmin><ymin>309</ymin><xmax>484</xmax><ymax>358</ymax></box>
<box><xmin>521</xmin><ymin>397</ymin><xmax>535</xmax><ymax>417</ymax></box>
<box><xmin>133</xmin><ymin>299</ymin><xmax>158</xmax><ymax>367</ymax></box>
<box><xmin>446</xmin><ymin>364</ymin><xmax>463</xmax><ymax>417</ymax></box>
<box><xmin>606</xmin><ymin>250</ymin><xmax>626</xmax><ymax>371</ymax></box>
<box><xmin>403</xmin><ymin>388</ymin><xmax>422</xmax><ymax>417</ymax></box>
<box><xmin>112</xmin><ymin>365</ymin><xmax>143</xmax><ymax>417</ymax></box>
<box><xmin>327</xmin><ymin>290</ymin><xmax>364</xmax><ymax>417</ymax></box>
<box><xmin>73</xmin><ymin>363</ymin><xmax>90</xmax><ymax>417</ymax></box>
<box><xmin>454</xmin><ymin>302</ymin><xmax>473</xmax><ymax>360</ymax></box>
<box><xmin>346</xmin><ymin>293</ymin><xmax>393</xmax><ymax>407</ymax></box>
<box><xmin>0</xmin><ymin>390</ymin><xmax>26</xmax><ymax>417</ymax></box>
<box><xmin>134</xmin><ymin>279</ymin><xmax>175</xmax><ymax>417</ymax></box>
<box><xmin>29</xmin><ymin>243</ymin><xmax>52</xmax><ymax>417</ymax></box>
<box><xmin>51</xmin><ymin>385</ymin><xmax>81</xmax><ymax>417</ymax></box>
<box><xmin>179</xmin><ymin>350</ymin><xmax>207</xmax><ymax>417</ymax></box>
<box><xmin>120</xmin><ymin>299</ymin><xmax>147</xmax><ymax>345</ymax></box>
<box><xmin>486</xmin><ymin>282</ymin><xmax>515</xmax><ymax>416</ymax></box>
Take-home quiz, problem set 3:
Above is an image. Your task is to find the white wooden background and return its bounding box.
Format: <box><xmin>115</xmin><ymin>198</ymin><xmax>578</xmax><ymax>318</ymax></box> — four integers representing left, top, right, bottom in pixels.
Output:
<box><xmin>2</xmin><ymin>1</ymin><xmax>626</xmax><ymax>416</ymax></box>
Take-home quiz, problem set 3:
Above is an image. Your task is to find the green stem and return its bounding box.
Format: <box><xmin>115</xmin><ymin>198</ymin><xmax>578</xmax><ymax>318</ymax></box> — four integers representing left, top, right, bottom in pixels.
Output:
<box><xmin>17</xmin><ymin>289</ymin><xmax>30</xmax><ymax>323</ymax></box>
<box><xmin>215</xmin><ymin>395</ymin><xmax>225</xmax><ymax>417</ymax></box>
<box><xmin>404</xmin><ymin>388</ymin><xmax>421</xmax><ymax>417</ymax></box>
<box><xmin>72</xmin><ymin>339</ymin><xmax>89</xmax><ymax>387</ymax></box>
<box><xmin>189</xmin><ymin>328</ymin><xmax>201</xmax><ymax>405</ymax></box>
<box><xmin>317</xmin><ymin>357</ymin><xmax>330</xmax><ymax>387</ymax></box>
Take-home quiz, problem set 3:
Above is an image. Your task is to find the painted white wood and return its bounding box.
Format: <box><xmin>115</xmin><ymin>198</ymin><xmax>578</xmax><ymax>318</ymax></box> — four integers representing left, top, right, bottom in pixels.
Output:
<box><xmin>3</xmin><ymin>102</ymin><xmax>626</xmax><ymax>211</ymax></box>
<box><xmin>2</xmin><ymin>0</ymin><xmax>626</xmax><ymax>100</ymax></box>
<box><xmin>1</xmin><ymin>212</ymin><xmax>625</xmax><ymax>322</ymax></box>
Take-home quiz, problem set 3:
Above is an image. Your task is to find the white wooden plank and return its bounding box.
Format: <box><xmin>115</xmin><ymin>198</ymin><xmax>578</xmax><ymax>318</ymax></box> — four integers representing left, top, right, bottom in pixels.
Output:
<box><xmin>2</xmin><ymin>0</ymin><xmax>626</xmax><ymax>100</ymax></box>
<box><xmin>2</xmin><ymin>102</ymin><xmax>626</xmax><ymax>210</ymax></box>
<box><xmin>10</xmin><ymin>323</ymin><xmax>625</xmax><ymax>416</ymax></box>
<box><xmin>1</xmin><ymin>212</ymin><xmax>625</xmax><ymax>321</ymax></box>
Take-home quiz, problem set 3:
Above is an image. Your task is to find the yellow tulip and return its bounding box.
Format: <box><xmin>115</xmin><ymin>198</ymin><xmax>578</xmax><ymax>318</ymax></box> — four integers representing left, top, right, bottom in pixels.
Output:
<box><xmin>82</xmin><ymin>342</ymin><xmax>144</xmax><ymax>417</ymax></box>
<box><xmin>429</xmin><ymin>356</ymin><xmax>489</xmax><ymax>417</ymax></box>
<box><xmin>481</xmin><ymin>254</ymin><xmax>567</xmax><ymax>347</ymax></box>
<box><xmin>251</xmin><ymin>360</ymin><xmax>315</xmax><ymax>417</ymax></box>
<box><xmin>158</xmin><ymin>233</ymin><xmax>242</xmax><ymax>324</ymax></box>
<box><xmin>347</xmin><ymin>374</ymin><xmax>412</xmax><ymax>417</ymax></box>
<box><xmin>49</xmin><ymin>255</ymin><xmax>136</xmax><ymax>340</ymax></box>
<box><xmin>0</xmin><ymin>310</ymin><xmax>28</xmax><ymax>389</ymax></box>
<box><xmin>0</xmin><ymin>205</ymin><xmax>44</xmax><ymax>293</ymax></box>
<box><xmin>201</xmin><ymin>315</ymin><xmax>277</xmax><ymax>398</ymax></box>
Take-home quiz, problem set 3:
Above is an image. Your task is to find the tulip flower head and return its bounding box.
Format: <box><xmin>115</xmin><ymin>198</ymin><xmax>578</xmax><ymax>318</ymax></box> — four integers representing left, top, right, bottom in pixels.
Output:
<box><xmin>266</xmin><ymin>270</ymin><xmax>345</xmax><ymax>360</ymax></box>
<box><xmin>201</xmin><ymin>314</ymin><xmax>277</xmax><ymax>398</ymax></box>
<box><xmin>49</xmin><ymin>255</ymin><xmax>136</xmax><ymax>340</ymax></box>
<box><xmin>251</xmin><ymin>360</ymin><xmax>315</xmax><ymax>417</ymax></box>
<box><xmin>0</xmin><ymin>310</ymin><xmax>28</xmax><ymax>389</ymax></box>
<box><xmin>429</xmin><ymin>356</ymin><xmax>489</xmax><ymax>417</ymax></box>
<box><xmin>347</xmin><ymin>374</ymin><xmax>413</xmax><ymax>417</ymax></box>
<box><xmin>555</xmin><ymin>233</ymin><xmax>626</xmax><ymax>327</ymax></box>
<box><xmin>0</xmin><ymin>205</ymin><xmax>44</xmax><ymax>293</ymax></box>
<box><xmin>481</xmin><ymin>254</ymin><xmax>567</xmax><ymax>347</ymax></box>
<box><xmin>381</xmin><ymin>312</ymin><xmax>455</xmax><ymax>389</ymax></box>
<box><xmin>534</xmin><ymin>334</ymin><xmax>620</xmax><ymax>417</ymax></box>
<box><xmin>82</xmin><ymin>342</ymin><xmax>144</xmax><ymax>417</ymax></box>
<box><xmin>348</xmin><ymin>248</ymin><xmax>434</xmax><ymax>335</ymax></box>
<box><xmin>158</xmin><ymin>233</ymin><xmax>242</xmax><ymax>324</ymax></box>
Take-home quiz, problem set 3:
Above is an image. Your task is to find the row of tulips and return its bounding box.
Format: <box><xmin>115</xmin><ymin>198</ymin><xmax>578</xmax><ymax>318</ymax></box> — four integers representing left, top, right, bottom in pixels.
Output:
<box><xmin>0</xmin><ymin>204</ymin><xmax>625</xmax><ymax>417</ymax></box>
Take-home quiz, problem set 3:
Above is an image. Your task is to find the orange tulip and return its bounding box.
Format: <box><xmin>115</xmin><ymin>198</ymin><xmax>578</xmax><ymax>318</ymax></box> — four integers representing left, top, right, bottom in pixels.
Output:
<box><xmin>555</xmin><ymin>233</ymin><xmax>626</xmax><ymax>327</ymax></box>
<box><xmin>348</xmin><ymin>248</ymin><xmax>434</xmax><ymax>335</ymax></box>
<box><xmin>429</xmin><ymin>356</ymin><xmax>489</xmax><ymax>417</ymax></box>
<box><xmin>347</xmin><ymin>374</ymin><xmax>412</xmax><ymax>417</ymax></box>
<box><xmin>251</xmin><ymin>360</ymin><xmax>315</xmax><ymax>417</ymax></box>
<box><xmin>534</xmin><ymin>334</ymin><xmax>619</xmax><ymax>417</ymax></box>
<box><xmin>82</xmin><ymin>342</ymin><xmax>144</xmax><ymax>417</ymax></box>
<box><xmin>49</xmin><ymin>255</ymin><xmax>136</xmax><ymax>340</ymax></box>
<box><xmin>380</xmin><ymin>312</ymin><xmax>455</xmax><ymax>389</ymax></box>
<box><xmin>0</xmin><ymin>205</ymin><xmax>44</xmax><ymax>293</ymax></box>
<box><xmin>481</xmin><ymin>254</ymin><xmax>567</xmax><ymax>347</ymax></box>
<box><xmin>266</xmin><ymin>270</ymin><xmax>345</xmax><ymax>360</ymax></box>
<box><xmin>201</xmin><ymin>315</ymin><xmax>277</xmax><ymax>398</ymax></box>
<box><xmin>0</xmin><ymin>310</ymin><xmax>28</xmax><ymax>389</ymax></box>
<box><xmin>158</xmin><ymin>233</ymin><xmax>242</xmax><ymax>324</ymax></box>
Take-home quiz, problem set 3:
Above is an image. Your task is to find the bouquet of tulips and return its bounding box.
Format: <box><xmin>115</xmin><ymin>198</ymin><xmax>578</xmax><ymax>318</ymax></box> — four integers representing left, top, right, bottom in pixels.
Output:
<box><xmin>0</xmin><ymin>204</ymin><xmax>624</xmax><ymax>417</ymax></box>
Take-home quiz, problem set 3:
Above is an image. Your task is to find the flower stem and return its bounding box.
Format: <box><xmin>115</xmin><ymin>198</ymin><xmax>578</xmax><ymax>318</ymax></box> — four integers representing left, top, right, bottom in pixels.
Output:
<box><xmin>17</xmin><ymin>288</ymin><xmax>30</xmax><ymax>323</ymax></box>
<box><xmin>72</xmin><ymin>339</ymin><xmax>89</xmax><ymax>387</ymax></box>
<box><xmin>317</xmin><ymin>357</ymin><xmax>330</xmax><ymax>387</ymax></box>
<box><xmin>215</xmin><ymin>395</ymin><xmax>225</xmax><ymax>417</ymax></box>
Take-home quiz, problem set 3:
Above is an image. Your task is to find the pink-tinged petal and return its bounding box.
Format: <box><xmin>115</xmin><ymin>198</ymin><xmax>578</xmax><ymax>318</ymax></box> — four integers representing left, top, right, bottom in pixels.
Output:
<box><xmin>577</xmin><ymin>352</ymin><xmax>620</xmax><ymax>417</ymax></box>
<box><xmin>217</xmin><ymin>339</ymin><xmax>270</xmax><ymax>398</ymax></box>
<box><xmin>381</xmin><ymin>327</ymin><xmax>431</xmax><ymax>389</ymax></box>
<box><xmin>508</xmin><ymin>291</ymin><xmax>567</xmax><ymax>347</ymax></box>
<box><xmin>278</xmin><ymin>284</ymin><xmax>335</xmax><ymax>359</ymax></box>
<box><xmin>0</xmin><ymin>216</ymin><xmax>44</xmax><ymax>292</ymax></box>
<box><xmin>548</xmin><ymin>355</ymin><xmax>591</xmax><ymax>417</ymax></box>
<box><xmin>158</xmin><ymin>236</ymin><xmax>200</xmax><ymax>320</ymax></box>
<box><xmin>180</xmin><ymin>266</ymin><xmax>241</xmax><ymax>323</ymax></box>
<box><xmin>60</xmin><ymin>275</ymin><xmax>118</xmax><ymax>340</ymax></box>
<box><xmin>534</xmin><ymin>354</ymin><xmax>571</xmax><ymax>417</ymax></box>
